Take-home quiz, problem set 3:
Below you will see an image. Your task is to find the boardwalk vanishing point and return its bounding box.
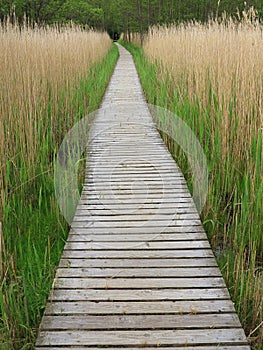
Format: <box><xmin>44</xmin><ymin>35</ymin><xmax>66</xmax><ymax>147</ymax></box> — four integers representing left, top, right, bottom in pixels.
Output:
<box><xmin>35</xmin><ymin>44</ymin><xmax>251</xmax><ymax>349</ymax></box>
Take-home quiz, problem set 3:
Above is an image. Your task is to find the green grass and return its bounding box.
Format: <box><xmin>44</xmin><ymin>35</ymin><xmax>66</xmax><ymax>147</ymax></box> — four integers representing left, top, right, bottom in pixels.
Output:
<box><xmin>0</xmin><ymin>44</ymin><xmax>119</xmax><ymax>350</ymax></box>
<box><xmin>122</xmin><ymin>41</ymin><xmax>263</xmax><ymax>349</ymax></box>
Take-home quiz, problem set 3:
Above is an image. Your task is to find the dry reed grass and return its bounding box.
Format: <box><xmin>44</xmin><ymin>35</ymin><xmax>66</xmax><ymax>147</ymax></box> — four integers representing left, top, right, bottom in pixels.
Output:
<box><xmin>144</xmin><ymin>19</ymin><xmax>263</xmax><ymax>162</ymax></box>
<box><xmin>0</xmin><ymin>21</ymin><xmax>112</xmax><ymax>221</ymax></box>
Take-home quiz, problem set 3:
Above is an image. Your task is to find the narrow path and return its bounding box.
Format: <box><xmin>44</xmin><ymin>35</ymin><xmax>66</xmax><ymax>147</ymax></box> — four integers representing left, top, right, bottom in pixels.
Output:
<box><xmin>35</xmin><ymin>44</ymin><xmax>250</xmax><ymax>349</ymax></box>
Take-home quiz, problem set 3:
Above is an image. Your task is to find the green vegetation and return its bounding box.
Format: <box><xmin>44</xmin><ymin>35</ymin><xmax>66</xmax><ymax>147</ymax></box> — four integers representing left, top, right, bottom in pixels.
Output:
<box><xmin>122</xmin><ymin>39</ymin><xmax>262</xmax><ymax>349</ymax></box>
<box><xmin>0</xmin><ymin>25</ymin><xmax>118</xmax><ymax>348</ymax></box>
<box><xmin>1</xmin><ymin>0</ymin><xmax>263</xmax><ymax>35</ymax></box>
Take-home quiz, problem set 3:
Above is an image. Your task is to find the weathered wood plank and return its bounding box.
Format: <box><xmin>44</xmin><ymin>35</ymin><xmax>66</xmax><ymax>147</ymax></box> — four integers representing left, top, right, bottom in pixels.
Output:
<box><xmin>66</xmin><ymin>232</ymin><xmax>208</xmax><ymax>242</ymax></box>
<box><xmin>87</xmin><ymin>147</ymin><xmax>170</xmax><ymax>152</ymax></box>
<box><xmin>88</xmin><ymin>163</ymin><xmax>182</xmax><ymax>169</ymax></box>
<box><xmin>85</xmin><ymin>177</ymin><xmax>184</xmax><ymax>183</ymax></box>
<box><xmin>86</xmin><ymin>175</ymin><xmax>185</xmax><ymax>181</ymax></box>
<box><xmin>56</xmin><ymin>267</ymin><xmax>221</xmax><ymax>278</ymax></box>
<box><xmin>88</xmin><ymin>152</ymin><xmax>174</xmax><ymax>157</ymax></box>
<box><xmin>64</xmin><ymin>241</ymin><xmax>210</xmax><ymax>250</ymax></box>
<box><xmin>59</xmin><ymin>257</ymin><xmax>217</xmax><ymax>268</ymax></box>
<box><xmin>89</xmin><ymin>159</ymin><xmax>176</xmax><ymax>164</ymax></box>
<box><xmin>71</xmin><ymin>219</ymin><xmax>201</xmax><ymax>228</ymax></box>
<box><xmin>35</xmin><ymin>329</ymin><xmax>247</xmax><ymax>346</ymax></box>
<box><xmin>70</xmin><ymin>225</ymin><xmax>205</xmax><ymax>234</ymax></box>
<box><xmin>35</xmin><ymin>346</ymin><xmax>251</xmax><ymax>350</ymax></box>
<box><xmin>73</xmin><ymin>213</ymin><xmax>200</xmax><ymax>221</ymax></box>
<box><xmin>48</xmin><ymin>288</ymin><xmax>230</xmax><ymax>301</ymax></box>
<box><xmin>86</xmin><ymin>167</ymin><xmax>183</xmax><ymax>173</ymax></box>
<box><xmin>89</xmin><ymin>159</ymin><xmax>178</xmax><ymax>165</ymax></box>
<box><xmin>77</xmin><ymin>201</ymin><xmax>194</xmax><ymax>207</ymax></box>
<box><xmin>79</xmin><ymin>197</ymin><xmax>194</xmax><ymax>204</ymax></box>
<box><xmin>75</xmin><ymin>206</ymin><xmax>197</xmax><ymax>215</ymax></box>
<box><xmin>81</xmin><ymin>192</ymin><xmax>192</xmax><ymax>198</ymax></box>
<box><xmin>85</xmin><ymin>174</ymin><xmax>183</xmax><ymax>180</ymax></box>
<box><xmin>53</xmin><ymin>277</ymin><xmax>226</xmax><ymax>289</ymax></box>
<box><xmin>83</xmin><ymin>184</ymin><xmax>188</xmax><ymax>191</ymax></box>
<box><xmin>75</xmin><ymin>206</ymin><xmax>197</xmax><ymax>214</ymax></box>
<box><xmin>62</xmin><ymin>249</ymin><xmax>214</xmax><ymax>259</ymax></box>
<box><xmin>44</xmin><ymin>300</ymin><xmax>236</xmax><ymax>315</ymax></box>
<box><xmin>40</xmin><ymin>313</ymin><xmax>240</xmax><ymax>330</ymax></box>
<box><xmin>83</xmin><ymin>183</ymin><xmax>188</xmax><ymax>189</ymax></box>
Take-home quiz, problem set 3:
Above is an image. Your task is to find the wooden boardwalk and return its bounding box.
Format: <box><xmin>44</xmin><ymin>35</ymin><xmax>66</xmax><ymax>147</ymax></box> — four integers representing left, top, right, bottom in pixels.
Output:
<box><xmin>35</xmin><ymin>44</ymin><xmax>250</xmax><ymax>349</ymax></box>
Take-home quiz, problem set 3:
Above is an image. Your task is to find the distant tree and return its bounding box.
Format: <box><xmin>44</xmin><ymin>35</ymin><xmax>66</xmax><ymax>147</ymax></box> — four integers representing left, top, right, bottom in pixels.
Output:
<box><xmin>1</xmin><ymin>0</ymin><xmax>262</xmax><ymax>30</ymax></box>
<box><xmin>59</xmin><ymin>0</ymin><xmax>103</xmax><ymax>26</ymax></box>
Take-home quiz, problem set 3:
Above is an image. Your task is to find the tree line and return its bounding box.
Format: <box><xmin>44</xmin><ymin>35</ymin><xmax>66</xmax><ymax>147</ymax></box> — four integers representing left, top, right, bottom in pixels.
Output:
<box><xmin>1</xmin><ymin>0</ymin><xmax>263</xmax><ymax>36</ymax></box>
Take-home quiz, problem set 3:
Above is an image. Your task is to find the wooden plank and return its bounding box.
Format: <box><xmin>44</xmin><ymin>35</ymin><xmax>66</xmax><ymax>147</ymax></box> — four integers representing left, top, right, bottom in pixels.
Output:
<box><xmin>86</xmin><ymin>182</ymin><xmax>186</xmax><ymax>187</ymax></box>
<box><xmin>82</xmin><ymin>190</ymin><xmax>192</xmax><ymax>196</ymax></box>
<box><xmin>75</xmin><ymin>204</ymin><xmax>197</xmax><ymax>212</ymax></box>
<box><xmin>89</xmin><ymin>151</ymin><xmax>177</xmax><ymax>156</ymax></box>
<box><xmin>70</xmin><ymin>226</ymin><xmax>205</xmax><ymax>234</ymax></box>
<box><xmin>79</xmin><ymin>200</ymin><xmax>195</xmax><ymax>208</ymax></box>
<box><xmin>84</xmin><ymin>183</ymin><xmax>188</xmax><ymax>190</ymax></box>
<box><xmin>81</xmin><ymin>196</ymin><xmax>193</xmax><ymax>203</ymax></box>
<box><xmin>77</xmin><ymin>208</ymin><xmax>197</xmax><ymax>217</ymax></box>
<box><xmin>90</xmin><ymin>140</ymin><xmax>167</xmax><ymax>144</ymax></box>
<box><xmin>89</xmin><ymin>159</ymin><xmax>178</xmax><ymax>165</ymax></box>
<box><xmin>85</xmin><ymin>186</ymin><xmax>188</xmax><ymax>192</ymax></box>
<box><xmin>35</xmin><ymin>329</ymin><xmax>247</xmax><ymax>346</ymax></box>
<box><xmin>87</xmin><ymin>169</ymin><xmax>181</xmax><ymax>174</ymax></box>
<box><xmin>44</xmin><ymin>300</ymin><xmax>236</xmax><ymax>315</ymax></box>
<box><xmin>71</xmin><ymin>220</ymin><xmax>201</xmax><ymax>228</ymax></box>
<box><xmin>48</xmin><ymin>288</ymin><xmax>230</xmax><ymax>301</ymax></box>
<box><xmin>89</xmin><ymin>147</ymin><xmax>173</xmax><ymax>151</ymax></box>
<box><xmin>56</xmin><ymin>267</ymin><xmax>221</xmax><ymax>278</ymax></box>
<box><xmin>77</xmin><ymin>201</ymin><xmax>194</xmax><ymax>207</ymax></box>
<box><xmin>89</xmin><ymin>153</ymin><xmax>175</xmax><ymax>157</ymax></box>
<box><xmin>86</xmin><ymin>148</ymin><xmax>171</xmax><ymax>153</ymax></box>
<box><xmin>88</xmin><ymin>153</ymin><xmax>174</xmax><ymax>157</ymax></box>
<box><xmin>86</xmin><ymin>175</ymin><xmax>185</xmax><ymax>181</ymax></box>
<box><xmin>77</xmin><ymin>203</ymin><xmax>196</xmax><ymax>210</ymax></box>
<box><xmin>84</xmin><ymin>180</ymin><xmax>186</xmax><ymax>186</ymax></box>
<box><xmin>87</xmin><ymin>147</ymin><xmax>170</xmax><ymax>151</ymax></box>
<box><xmin>87</xmin><ymin>175</ymin><xmax>183</xmax><ymax>181</ymax></box>
<box><xmin>64</xmin><ymin>241</ymin><xmax>210</xmax><ymax>250</ymax></box>
<box><xmin>62</xmin><ymin>249</ymin><xmax>214</xmax><ymax>259</ymax></box>
<box><xmin>86</xmin><ymin>170</ymin><xmax>184</xmax><ymax>175</ymax></box>
<box><xmin>87</xmin><ymin>164</ymin><xmax>182</xmax><ymax>170</ymax></box>
<box><xmin>53</xmin><ymin>277</ymin><xmax>226</xmax><ymax>289</ymax></box>
<box><xmin>40</xmin><ymin>313</ymin><xmax>241</xmax><ymax>330</ymax></box>
<box><xmin>88</xmin><ymin>158</ymin><xmax>178</xmax><ymax>163</ymax></box>
<box><xmin>73</xmin><ymin>213</ymin><xmax>200</xmax><ymax>221</ymax></box>
<box><xmin>66</xmin><ymin>232</ymin><xmax>208</xmax><ymax>242</ymax></box>
<box><xmin>87</xmin><ymin>166</ymin><xmax>183</xmax><ymax>172</ymax></box>
<box><xmin>84</xmin><ymin>188</ymin><xmax>189</xmax><ymax>195</ymax></box>
<box><xmin>59</xmin><ymin>257</ymin><xmax>218</xmax><ymax>268</ymax></box>
<box><xmin>75</xmin><ymin>207</ymin><xmax>197</xmax><ymax>215</ymax></box>
<box><xmin>35</xmin><ymin>346</ymin><xmax>251</xmax><ymax>350</ymax></box>
<box><xmin>87</xmin><ymin>159</ymin><xmax>182</xmax><ymax>164</ymax></box>
<box><xmin>79</xmin><ymin>197</ymin><xmax>194</xmax><ymax>204</ymax></box>
<box><xmin>77</xmin><ymin>201</ymin><xmax>195</xmax><ymax>208</ymax></box>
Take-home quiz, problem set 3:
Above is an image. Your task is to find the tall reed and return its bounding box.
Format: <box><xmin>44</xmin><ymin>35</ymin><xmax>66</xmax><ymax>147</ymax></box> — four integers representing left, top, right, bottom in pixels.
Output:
<box><xmin>0</xmin><ymin>22</ymin><xmax>111</xmax><ymax>218</ymax></box>
<box><xmin>132</xmin><ymin>16</ymin><xmax>262</xmax><ymax>348</ymax></box>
